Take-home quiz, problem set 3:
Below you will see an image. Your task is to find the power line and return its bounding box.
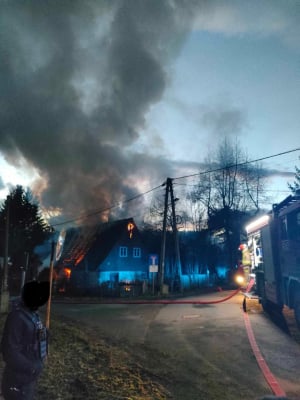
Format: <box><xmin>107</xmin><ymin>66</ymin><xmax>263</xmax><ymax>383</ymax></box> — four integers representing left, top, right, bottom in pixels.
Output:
<box><xmin>174</xmin><ymin>182</ymin><xmax>292</xmax><ymax>194</ymax></box>
<box><xmin>52</xmin><ymin>183</ymin><xmax>165</xmax><ymax>228</ymax></box>
<box><xmin>172</xmin><ymin>147</ymin><xmax>300</xmax><ymax>181</ymax></box>
<box><xmin>51</xmin><ymin>147</ymin><xmax>299</xmax><ymax>228</ymax></box>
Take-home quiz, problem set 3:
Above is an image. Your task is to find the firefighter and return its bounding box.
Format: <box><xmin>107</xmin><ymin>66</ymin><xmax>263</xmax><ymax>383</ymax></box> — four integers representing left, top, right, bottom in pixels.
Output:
<box><xmin>1</xmin><ymin>280</ymin><xmax>50</xmax><ymax>400</ymax></box>
<box><xmin>238</xmin><ymin>243</ymin><xmax>251</xmax><ymax>283</ymax></box>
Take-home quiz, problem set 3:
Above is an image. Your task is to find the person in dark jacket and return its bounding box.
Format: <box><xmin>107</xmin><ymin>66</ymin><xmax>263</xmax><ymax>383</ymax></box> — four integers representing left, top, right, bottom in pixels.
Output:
<box><xmin>1</xmin><ymin>280</ymin><xmax>50</xmax><ymax>400</ymax></box>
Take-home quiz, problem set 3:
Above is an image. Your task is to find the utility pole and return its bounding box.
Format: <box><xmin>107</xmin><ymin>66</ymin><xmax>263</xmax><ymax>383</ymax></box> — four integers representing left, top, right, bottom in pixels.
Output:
<box><xmin>1</xmin><ymin>196</ymin><xmax>10</xmax><ymax>313</ymax></box>
<box><xmin>169</xmin><ymin>179</ymin><xmax>182</xmax><ymax>291</ymax></box>
<box><xmin>159</xmin><ymin>178</ymin><xmax>182</xmax><ymax>294</ymax></box>
<box><xmin>159</xmin><ymin>179</ymin><xmax>169</xmax><ymax>293</ymax></box>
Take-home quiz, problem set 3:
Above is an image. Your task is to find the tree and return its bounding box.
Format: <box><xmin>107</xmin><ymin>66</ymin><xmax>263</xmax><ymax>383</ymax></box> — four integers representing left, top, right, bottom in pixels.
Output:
<box><xmin>192</xmin><ymin>138</ymin><xmax>267</xmax><ymax>215</ymax></box>
<box><xmin>239</xmin><ymin>160</ymin><xmax>268</xmax><ymax>211</ymax></box>
<box><xmin>191</xmin><ymin>138</ymin><xmax>267</xmax><ymax>269</ymax></box>
<box><xmin>288</xmin><ymin>157</ymin><xmax>300</xmax><ymax>194</ymax></box>
<box><xmin>0</xmin><ymin>186</ymin><xmax>52</xmax><ymax>286</ymax></box>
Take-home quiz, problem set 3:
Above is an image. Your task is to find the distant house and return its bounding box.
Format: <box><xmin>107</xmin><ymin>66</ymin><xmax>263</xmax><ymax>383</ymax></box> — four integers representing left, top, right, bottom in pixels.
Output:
<box><xmin>56</xmin><ymin>218</ymin><xmax>150</xmax><ymax>295</ymax></box>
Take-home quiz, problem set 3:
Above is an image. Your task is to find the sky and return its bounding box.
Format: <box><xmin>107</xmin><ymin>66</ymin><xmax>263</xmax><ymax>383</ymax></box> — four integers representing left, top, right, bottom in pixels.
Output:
<box><xmin>0</xmin><ymin>0</ymin><xmax>299</xmax><ymax>227</ymax></box>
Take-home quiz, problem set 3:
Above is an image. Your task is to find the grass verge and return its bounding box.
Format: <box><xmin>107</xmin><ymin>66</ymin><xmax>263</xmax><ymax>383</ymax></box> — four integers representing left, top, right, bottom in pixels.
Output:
<box><xmin>0</xmin><ymin>314</ymin><xmax>170</xmax><ymax>400</ymax></box>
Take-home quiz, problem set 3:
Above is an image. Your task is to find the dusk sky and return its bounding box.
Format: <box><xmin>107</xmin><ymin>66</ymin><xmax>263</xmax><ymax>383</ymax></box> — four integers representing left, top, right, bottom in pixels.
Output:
<box><xmin>0</xmin><ymin>0</ymin><xmax>299</xmax><ymax>225</ymax></box>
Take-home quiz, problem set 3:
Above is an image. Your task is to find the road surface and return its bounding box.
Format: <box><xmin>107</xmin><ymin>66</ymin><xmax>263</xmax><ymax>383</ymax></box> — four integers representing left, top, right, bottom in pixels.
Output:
<box><xmin>51</xmin><ymin>290</ymin><xmax>300</xmax><ymax>399</ymax></box>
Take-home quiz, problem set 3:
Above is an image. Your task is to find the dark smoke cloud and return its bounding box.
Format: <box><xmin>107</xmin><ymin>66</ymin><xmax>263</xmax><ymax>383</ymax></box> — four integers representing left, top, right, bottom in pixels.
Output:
<box><xmin>200</xmin><ymin>105</ymin><xmax>248</xmax><ymax>138</ymax></box>
<box><xmin>0</xmin><ymin>0</ymin><xmax>201</xmax><ymax>224</ymax></box>
<box><xmin>169</xmin><ymin>97</ymin><xmax>248</xmax><ymax>139</ymax></box>
<box><xmin>260</xmin><ymin>168</ymin><xmax>295</xmax><ymax>179</ymax></box>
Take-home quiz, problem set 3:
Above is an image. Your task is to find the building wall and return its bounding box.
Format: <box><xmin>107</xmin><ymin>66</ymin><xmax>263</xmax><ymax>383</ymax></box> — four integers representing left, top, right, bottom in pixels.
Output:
<box><xmin>69</xmin><ymin>270</ymin><xmax>99</xmax><ymax>291</ymax></box>
<box><xmin>99</xmin><ymin>237</ymin><xmax>149</xmax><ymax>276</ymax></box>
<box><xmin>98</xmin><ymin>270</ymin><xmax>148</xmax><ymax>283</ymax></box>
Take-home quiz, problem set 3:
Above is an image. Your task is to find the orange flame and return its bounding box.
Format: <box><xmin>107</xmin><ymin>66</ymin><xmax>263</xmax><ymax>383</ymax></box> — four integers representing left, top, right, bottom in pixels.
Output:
<box><xmin>64</xmin><ymin>268</ymin><xmax>71</xmax><ymax>279</ymax></box>
<box><xmin>127</xmin><ymin>222</ymin><xmax>134</xmax><ymax>239</ymax></box>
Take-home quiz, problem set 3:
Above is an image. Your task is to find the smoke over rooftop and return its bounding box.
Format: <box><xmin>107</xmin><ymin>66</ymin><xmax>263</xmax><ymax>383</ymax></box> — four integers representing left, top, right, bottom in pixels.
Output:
<box><xmin>0</xmin><ymin>0</ymin><xmax>201</xmax><ymax>224</ymax></box>
<box><xmin>2</xmin><ymin>1</ymin><xmax>297</xmax><ymax>224</ymax></box>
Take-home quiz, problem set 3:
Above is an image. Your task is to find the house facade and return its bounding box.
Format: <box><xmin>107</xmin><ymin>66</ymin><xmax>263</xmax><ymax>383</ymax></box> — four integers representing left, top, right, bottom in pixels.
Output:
<box><xmin>56</xmin><ymin>218</ymin><xmax>150</xmax><ymax>295</ymax></box>
<box><xmin>54</xmin><ymin>218</ymin><xmax>233</xmax><ymax>296</ymax></box>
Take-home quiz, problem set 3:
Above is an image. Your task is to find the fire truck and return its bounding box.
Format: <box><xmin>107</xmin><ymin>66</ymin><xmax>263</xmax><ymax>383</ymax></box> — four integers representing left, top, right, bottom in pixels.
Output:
<box><xmin>245</xmin><ymin>193</ymin><xmax>300</xmax><ymax>326</ymax></box>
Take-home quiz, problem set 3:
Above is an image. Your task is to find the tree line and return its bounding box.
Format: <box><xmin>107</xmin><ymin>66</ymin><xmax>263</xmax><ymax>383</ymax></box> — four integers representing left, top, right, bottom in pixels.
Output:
<box><xmin>0</xmin><ymin>140</ymin><xmax>299</xmax><ymax>293</ymax></box>
<box><xmin>0</xmin><ymin>186</ymin><xmax>52</xmax><ymax>293</ymax></box>
<box><xmin>144</xmin><ymin>139</ymin><xmax>300</xmax><ymax>275</ymax></box>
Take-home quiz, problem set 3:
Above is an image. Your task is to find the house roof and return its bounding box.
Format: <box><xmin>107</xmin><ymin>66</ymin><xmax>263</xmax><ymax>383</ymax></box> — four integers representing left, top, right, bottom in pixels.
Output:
<box><xmin>57</xmin><ymin>217</ymin><xmax>138</xmax><ymax>270</ymax></box>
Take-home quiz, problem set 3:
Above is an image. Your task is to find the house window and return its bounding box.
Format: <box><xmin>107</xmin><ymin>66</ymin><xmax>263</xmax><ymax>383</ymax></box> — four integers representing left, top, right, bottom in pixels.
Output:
<box><xmin>119</xmin><ymin>247</ymin><xmax>128</xmax><ymax>257</ymax></box>
<box><xmin>133</xmin><ymin>247</ymin><xmax>141</xmax><ymax>258</ymax></box>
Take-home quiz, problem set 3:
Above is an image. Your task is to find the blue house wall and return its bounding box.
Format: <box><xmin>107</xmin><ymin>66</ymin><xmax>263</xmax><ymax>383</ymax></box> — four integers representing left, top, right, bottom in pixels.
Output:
<box><xmin>65</xmin><ymin>218</ymin><xmax>150</xmax><ymax>295</ymax></box>
<box><xmin>98</xmin><ymin>235</ymin><xmax>149</xmax><ymax>283</ymax></box>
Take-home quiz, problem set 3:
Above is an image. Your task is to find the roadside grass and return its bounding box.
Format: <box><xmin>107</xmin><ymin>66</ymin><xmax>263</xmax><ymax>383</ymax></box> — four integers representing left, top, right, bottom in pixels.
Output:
<box><xmin>0</xmin><ymin>313</ymin><xmax>170</xmax><ymax>400</ymax></box>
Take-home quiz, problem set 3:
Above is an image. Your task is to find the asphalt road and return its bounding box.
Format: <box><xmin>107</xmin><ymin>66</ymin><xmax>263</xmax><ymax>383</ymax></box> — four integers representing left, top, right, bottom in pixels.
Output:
<box><xmin>51</xmin><ymin>291</ymin><xmax>300</xmax><ymax>400</ymax></box>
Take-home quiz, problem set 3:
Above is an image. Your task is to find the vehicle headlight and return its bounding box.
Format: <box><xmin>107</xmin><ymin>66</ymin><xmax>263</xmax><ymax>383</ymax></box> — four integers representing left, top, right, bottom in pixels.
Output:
<box><xmin>235</xmin><ymin>274</ymin><xmax>245</xmax><ymax>285</ymax></box>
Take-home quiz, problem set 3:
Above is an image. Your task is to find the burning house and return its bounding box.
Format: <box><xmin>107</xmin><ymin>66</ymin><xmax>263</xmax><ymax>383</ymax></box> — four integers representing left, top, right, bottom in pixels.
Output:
<box><xmin>56</xmin><ymin>218</ymin><xmax>150</xmax><ymax>296</ymax></box>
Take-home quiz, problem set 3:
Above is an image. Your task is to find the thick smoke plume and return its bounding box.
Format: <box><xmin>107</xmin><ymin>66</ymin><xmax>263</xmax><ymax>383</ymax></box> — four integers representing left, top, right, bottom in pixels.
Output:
<box><xmin>0</xmin><ymin>0</ymin><xmax>200</xmax><ymax>225</ymax></box>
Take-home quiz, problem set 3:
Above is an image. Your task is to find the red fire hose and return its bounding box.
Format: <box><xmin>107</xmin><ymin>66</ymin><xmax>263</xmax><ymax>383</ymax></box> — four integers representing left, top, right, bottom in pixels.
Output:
<box><xmin>99</xmin><ymin>287</ymin><xmax>241</xmax><ymax>305</ymax></box>
<box><xmin>54</xmin><ymin>288</ymin><xmax>287</xmax><ymax>396</ymax></box>
<box><xmin>108</xmin><ymin>288</ymin><xmax>287</xmax><ymax>397</ymax></box>
<box><xmin>243</xmin><ymin>310</ymin><xmax>286</xmax><ymax>397</ymax></box>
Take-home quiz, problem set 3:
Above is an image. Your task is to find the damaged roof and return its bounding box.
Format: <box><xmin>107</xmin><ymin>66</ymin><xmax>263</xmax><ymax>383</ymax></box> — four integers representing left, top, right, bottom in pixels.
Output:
<box><xmin>57</xmin><ymin>217</ymin><xmax>137</xmax><ymax>270</ymax></box>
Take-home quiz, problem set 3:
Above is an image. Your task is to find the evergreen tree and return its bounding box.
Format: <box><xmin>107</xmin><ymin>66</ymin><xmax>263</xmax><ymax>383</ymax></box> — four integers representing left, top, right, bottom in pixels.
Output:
<box><xmin>0</xmin><ymin>185</ymin><xmax>52</xmax><ymax>282</ymax></box>
<box><xmin>288</xmin><ymin>157</ymin><xmax>300</xmax><ymax>194</ymax></box>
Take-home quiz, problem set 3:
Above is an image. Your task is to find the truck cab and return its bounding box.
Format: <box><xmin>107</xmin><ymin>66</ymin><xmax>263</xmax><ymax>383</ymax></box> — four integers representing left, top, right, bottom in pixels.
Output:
<box><xmin>245</xmin><ymin>194</ymin><xmax>300</xmax><ymax>326</ymax></box>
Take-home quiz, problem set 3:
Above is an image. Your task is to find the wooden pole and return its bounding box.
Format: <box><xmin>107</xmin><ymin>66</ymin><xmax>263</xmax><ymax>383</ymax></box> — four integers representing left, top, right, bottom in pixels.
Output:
<box><xmin>45</xmin><ymin>241</ymin><xmax>56</xmax><ymax>329</ymax></box>
<box><xmin>169</xmin><ymin>179</ymin><xmax>182</xmax><ymax>290</ymax></box>
<box><xmin>159</xmin><ymin>179</ymin><xmax>170</xmax><ymax>294</ymax></box>
<box><xmin>152</xmin><ymin>272</ymin><xmax>154</xmax><ymax>295</ymax></box>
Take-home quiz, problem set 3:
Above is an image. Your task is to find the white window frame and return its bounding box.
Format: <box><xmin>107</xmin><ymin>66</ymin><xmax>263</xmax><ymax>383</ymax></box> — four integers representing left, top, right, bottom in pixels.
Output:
<box><xmin>119</xmin><ymin>246</ymin><xmax>128</xmax><ymax>257</ymax></box>
<box><xmin>133</xmin><ymin>247</ymin><xmax>141</xmax><ymax>258</ymax></box>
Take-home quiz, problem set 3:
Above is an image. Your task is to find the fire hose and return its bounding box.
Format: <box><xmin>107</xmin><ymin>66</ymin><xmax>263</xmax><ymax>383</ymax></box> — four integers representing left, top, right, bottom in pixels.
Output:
<box><xmin>243</xmin><ymin>306</ymin><xmax>286</xmax><ymax>397</ymax></box>
<box><xmin>104</xmin><ymin>288</ymin><xmax>286</xmax><ymax>397</ymax></box>
<box><xmin>54</xmin><ymin>288</ymin><xmax>287</xmax><ymax>396</ymax></box>
<box><xmin>99</xmin><ymin>287</ymin><xmax>240</xmax><ymax>305</ymax></box>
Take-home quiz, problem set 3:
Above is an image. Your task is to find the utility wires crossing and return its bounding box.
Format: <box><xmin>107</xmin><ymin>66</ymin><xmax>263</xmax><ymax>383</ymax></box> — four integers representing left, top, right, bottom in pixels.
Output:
<box><xmin>52</xmin><ymin>147</ymin><xmax>300</xmax><ymax>228</ymax></box>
